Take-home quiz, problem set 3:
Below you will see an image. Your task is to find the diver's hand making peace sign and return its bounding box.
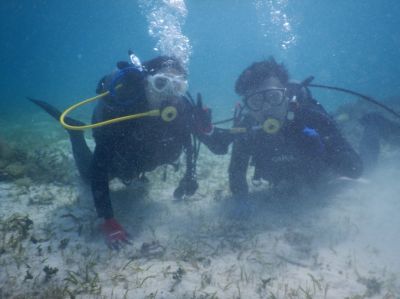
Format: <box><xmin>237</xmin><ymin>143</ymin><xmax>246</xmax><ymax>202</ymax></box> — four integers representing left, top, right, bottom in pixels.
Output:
<box><xmin>188</xmin><ymin>92</ymin><xmax>213</xmax><ymax>135</ymax></box>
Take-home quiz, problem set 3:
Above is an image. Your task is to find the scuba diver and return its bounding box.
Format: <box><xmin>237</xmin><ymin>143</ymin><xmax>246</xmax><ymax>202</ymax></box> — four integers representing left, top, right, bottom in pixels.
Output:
<box><xmin>198</xmin><ymin>57</ymin><xmax>363</xmax><ymax>197</ymax></box>
<box><xmin>30</xmin><ymin>53</ymin><xmax>207</xmax><ymax>249</ymax></box>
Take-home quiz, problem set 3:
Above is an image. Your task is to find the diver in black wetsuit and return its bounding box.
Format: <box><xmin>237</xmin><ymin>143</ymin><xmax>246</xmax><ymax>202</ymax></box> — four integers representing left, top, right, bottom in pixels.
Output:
<box><xmin>199</xmin><ymin>57</ymin><xmax>363</xmax><ymax>197</ymax></box>
<box><xmin>30</xmin><ymin>55</ymin><xmax>205</xmax><ymax>249</ymax></box>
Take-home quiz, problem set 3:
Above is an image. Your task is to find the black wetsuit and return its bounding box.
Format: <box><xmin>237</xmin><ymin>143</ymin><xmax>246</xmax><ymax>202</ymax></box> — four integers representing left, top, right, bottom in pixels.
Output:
<box><xmin>202</xmin><ymin>105</ymin><xmax>363</xmax><ymax>196</ymax></box>
<box><xmin>90</xmin><ymin>96</ymin><xmax>195</xmax><ymax>219</ymax></box>
<box><xmin>30</xmin><ymin>73</ymin><xmax>197</xmax><ymax>220</ymax></box>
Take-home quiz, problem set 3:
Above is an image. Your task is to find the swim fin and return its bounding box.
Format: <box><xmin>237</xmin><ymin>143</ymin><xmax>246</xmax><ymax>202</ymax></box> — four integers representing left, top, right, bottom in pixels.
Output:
<box><xmin>27</xmin><ymin>97</ymin><xmax>85</xmax><ymax>127</ymax></box>
<box><xmin>28</xmin><ymin>96</ymin><xmax>92</xmax><ymax>182</ymax></box>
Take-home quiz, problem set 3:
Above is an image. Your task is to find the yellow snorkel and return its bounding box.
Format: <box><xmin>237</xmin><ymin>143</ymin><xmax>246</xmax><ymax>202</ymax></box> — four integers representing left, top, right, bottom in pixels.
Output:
<box><xmin>59</xmin><ymin>88</ymin><xmax>178</xmax><ymax>131</ymax></box>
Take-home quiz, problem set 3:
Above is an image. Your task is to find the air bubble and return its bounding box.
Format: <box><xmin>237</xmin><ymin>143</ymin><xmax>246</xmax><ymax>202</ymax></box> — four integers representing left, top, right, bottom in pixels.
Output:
<box><xmin>139</xmin><ymin>0</ymin><xmax>191</xmax><ymax>70</ymax></box>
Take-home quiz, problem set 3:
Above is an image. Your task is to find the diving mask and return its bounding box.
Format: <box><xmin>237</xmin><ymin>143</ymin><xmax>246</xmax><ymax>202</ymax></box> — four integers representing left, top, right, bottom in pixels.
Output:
<box><xmin>244</xmin><ymin>87</ymin><xmax>290</xmax><ymax>134</ymax></box>
<box><xmin>147</xmin><ymin>73</ymin><xmax>188</xmax><ymax>96</ymax></box>
<box><xmin>244</xmin><ymin>88</ymin><xmax>286</xmax><ymax>111</ymax></box>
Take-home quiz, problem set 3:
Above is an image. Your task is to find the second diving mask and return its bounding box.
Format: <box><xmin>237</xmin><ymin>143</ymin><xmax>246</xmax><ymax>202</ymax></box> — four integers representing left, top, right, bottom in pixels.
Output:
<box><xmin>244</xmin><ymin>88</ymin><xmax>286</xmax><ymax>111</ymax></box>
<box><xmin>243</xmin><ymin>88</ymin><xmax>289</xmax><ymax>134</ymax></box>
<box><xmin>147</xmin><ymin>73</ymin><xmax>188</xmax><ymax>96</ymax></box>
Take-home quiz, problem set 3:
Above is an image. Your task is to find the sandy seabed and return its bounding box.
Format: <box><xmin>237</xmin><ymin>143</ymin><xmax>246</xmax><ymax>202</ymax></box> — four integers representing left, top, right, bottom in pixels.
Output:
<box><xmin>0</xmin><ymin>133</ymin><xmax>399</xmax><ymax>299</ymax></box>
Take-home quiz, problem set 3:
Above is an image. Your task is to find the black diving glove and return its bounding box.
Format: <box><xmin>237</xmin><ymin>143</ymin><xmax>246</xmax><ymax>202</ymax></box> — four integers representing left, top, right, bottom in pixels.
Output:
<box><xmin>173</xmin><ymin>176</ymin><xmax>199</xmax><ymax>199</ymax></box>
<box><xmin>190</xmin><ymin>93</ymin><xmax>213</xmax><ymax>135</ymax></box>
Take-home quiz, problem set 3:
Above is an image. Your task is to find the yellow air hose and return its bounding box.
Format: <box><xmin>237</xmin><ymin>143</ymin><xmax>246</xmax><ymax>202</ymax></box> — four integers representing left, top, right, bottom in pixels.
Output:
<box><xmin>59</xmin><ymin>89</ymin><xmax>177</xmax><ymax>131</ymax></box>
<box><xmin>59</xmin><ymin>88</ymin><xmax>279</xmax><ymax>135</ymax></box>
<box><xmin>229</xmin><ymin>118</ymin><xmax>281</xmax><ymax>135</ymax></box>
<box><xmin>229</xmin><ymin>127</ymin><xmax>247</xmax><ymax>134</ymax></box>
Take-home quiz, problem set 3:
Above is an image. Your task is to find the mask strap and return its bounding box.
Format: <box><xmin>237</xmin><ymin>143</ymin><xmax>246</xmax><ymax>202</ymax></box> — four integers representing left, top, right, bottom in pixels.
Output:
<box><xmin>109</xmin><ymin>66</ymin><xmax>144</xmax><ymax>98</ymax></box>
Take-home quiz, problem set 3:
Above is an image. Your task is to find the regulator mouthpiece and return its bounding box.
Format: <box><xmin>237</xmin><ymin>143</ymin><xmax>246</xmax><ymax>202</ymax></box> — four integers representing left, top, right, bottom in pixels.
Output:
<box><xmin>161</xmin><ymin>106</ymin><xmax>178</xmax><ymax>122</ymax></box>
<box><xmin>262</xmin><ymin>118</ymin><xmax>281</xmax><ymax>134</ymax></box>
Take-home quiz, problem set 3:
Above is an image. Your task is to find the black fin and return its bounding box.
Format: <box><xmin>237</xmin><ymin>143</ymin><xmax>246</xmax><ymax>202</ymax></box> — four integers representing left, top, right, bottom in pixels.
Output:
<box><xmin>27</xmin><ymin>97</ymin><xmax>62</xmax><ymax>120</ymax></box>
<box><xmin>28</xmin><ymin>97</ymin><xmax>93</xmax><ymax>182</ymax></box>
<box><xmin>27</xmin><ymin>97</ymin><xmax>85</xmax><ymax>127</ymax></box>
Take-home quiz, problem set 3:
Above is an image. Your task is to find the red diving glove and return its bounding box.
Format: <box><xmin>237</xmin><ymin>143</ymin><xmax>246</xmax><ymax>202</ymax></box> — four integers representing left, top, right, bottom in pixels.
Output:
<box><xmin>101</xmin><ymin>218</ymin><xmax>131</xmax><ymax>249</ymax></box>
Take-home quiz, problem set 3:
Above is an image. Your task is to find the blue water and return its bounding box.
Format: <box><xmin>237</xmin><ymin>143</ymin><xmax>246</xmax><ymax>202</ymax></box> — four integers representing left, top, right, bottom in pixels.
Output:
<box><xmin>1</xmin><ymin>3</ymin><xmax>400</xmax><ymax>297</ymax></box>
<box><xmin>1</xmin><ymin>1</ymin><xmax>400</xmax><ymax>121</ymax></box>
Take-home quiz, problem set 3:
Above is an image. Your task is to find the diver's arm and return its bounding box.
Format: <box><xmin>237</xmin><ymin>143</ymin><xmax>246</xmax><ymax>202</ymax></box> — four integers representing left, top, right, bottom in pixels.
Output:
<box><xmin>181</xmin><ymin>132</ymin><xmax>196</xmax><ymax>183</ymax></box>
<box><xmin>229</xmin><ymin>137</ymin><xmax>251</xmax><ymax>196</ymax></box>
<box><xmin>91</xmin><ymin>142</ymin><xmax>131</xmax><ymax>248</ymax></box>
<box><xmin>184</xmin><ymin>135</ymin><xmax>196</xmax><ymax>182</ymax></box>
<box><xmin>91</xmin><ymin>142</ymin><xmax>114</xmax><ymax>219</ymax></box>
<box><xmin>188</xmin><ymin>92</ymin><xmax>234</xmax><ymax>154</ymax></box>
<box><xmin>174</xmin><ymin>133</ymin><xmax>198</xmax><ymax>199</ymax></box>
<box><xmin>198</xmin><ymin>127</ymin><xmax>235</xmax><ymax>155</ymax></box>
